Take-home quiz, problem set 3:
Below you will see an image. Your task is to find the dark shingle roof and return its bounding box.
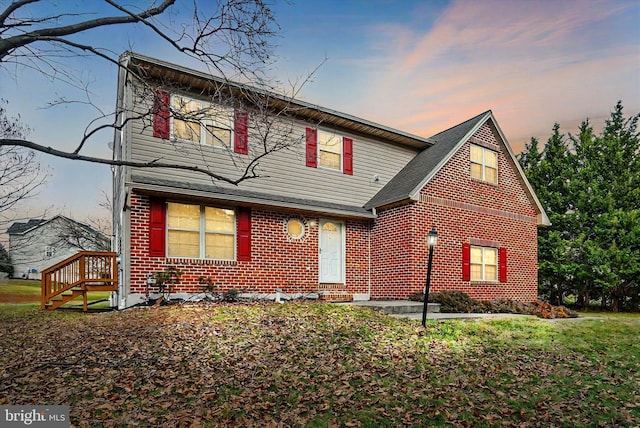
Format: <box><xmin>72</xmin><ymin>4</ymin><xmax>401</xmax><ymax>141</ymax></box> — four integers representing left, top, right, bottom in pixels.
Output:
<box><xmin>6</xmin><ymin>219</ymin><xmax>47</xmax><ymax>235</ymax></box>
<box><xmin>365</xmin><ymin>111</ymin><xmax>491</xmax><ymax>209</ymax></box>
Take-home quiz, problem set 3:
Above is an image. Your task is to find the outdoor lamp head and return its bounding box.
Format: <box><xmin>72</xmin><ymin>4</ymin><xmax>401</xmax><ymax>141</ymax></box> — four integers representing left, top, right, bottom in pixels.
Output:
<box><xmin>427</xmin><ymin>228</ymin><xmax>438</xmax><ymax>247</ymax></box>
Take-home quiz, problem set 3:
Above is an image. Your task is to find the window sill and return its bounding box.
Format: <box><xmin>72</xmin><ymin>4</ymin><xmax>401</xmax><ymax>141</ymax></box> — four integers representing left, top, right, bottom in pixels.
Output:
<box><xmin>169</xmin><ymin>136</ymin><xmax>233</xmax><ymax>151</ymax></box>
<box><xmin>165</xmin><ymin>257</ymin><xmax>238</xmax><ymax>266</ymax></box>
<box><xmin>470</xmin><ymin>177</ymin><xmax>498</xmax><ymax>187</ymax></box>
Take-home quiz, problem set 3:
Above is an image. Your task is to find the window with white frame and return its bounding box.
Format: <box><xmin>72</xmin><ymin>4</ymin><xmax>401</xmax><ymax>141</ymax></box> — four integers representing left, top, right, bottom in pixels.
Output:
<box><xmin>470</xmin><ymin>246</ymin><xmax>498</xmax><ymax>281</ymax></box>
<box><xmin>171</xmin><ymin>95</ymin><xmax>233</xmax><ymax>148</ymax></box>
<box><xmin>167</xmin><ymin>202</ymin><xmax>235</xmax><ymax>259</ymax></box>
<box><xmin>318</xmin><ymin>130</ymin><xmax>342</xmax><ymax>170</ymax></box>
<box><xmin>470</xmin><ymin>144</ymin><xmax>498</xmax><ymax>183</ymax></box>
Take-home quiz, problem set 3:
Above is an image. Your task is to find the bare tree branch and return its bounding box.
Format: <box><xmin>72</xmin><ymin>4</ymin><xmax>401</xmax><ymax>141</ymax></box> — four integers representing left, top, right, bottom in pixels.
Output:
<box><xmin>0</xmin><ymin>0</ymin><xmax>176</xmax><ymax>60</ymax></box>
<box><xmin>0</xmin><ymin>1</ymin><xmax>323</xmax><ymax>190</ymax></box>
<box><xmin>0</xmin><ymin>102</ymin><xmax>49</xmax><ymax>230</ymax></box>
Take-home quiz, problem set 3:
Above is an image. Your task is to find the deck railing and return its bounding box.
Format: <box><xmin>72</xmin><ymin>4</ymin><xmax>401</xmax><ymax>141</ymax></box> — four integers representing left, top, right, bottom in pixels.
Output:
<box><xmin>41</xmin><ymin>251</ymin><xmax>118</xmax><ymax>310</ymax></box>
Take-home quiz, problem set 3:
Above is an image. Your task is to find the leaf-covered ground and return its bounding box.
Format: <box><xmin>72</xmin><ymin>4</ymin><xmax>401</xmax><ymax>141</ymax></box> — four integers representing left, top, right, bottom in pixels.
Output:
<box><xmin>0</xmin><ymin>302</ymin><xmax>638</xmax><ymax>427</ymax></box>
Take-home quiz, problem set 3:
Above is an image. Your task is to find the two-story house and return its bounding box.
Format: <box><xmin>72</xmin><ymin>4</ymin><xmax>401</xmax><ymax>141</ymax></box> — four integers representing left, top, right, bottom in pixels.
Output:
<box><xmin>7</xmin><ymin>215</ymin><xmax>110</xmax><ymax>280</ymax></box>
<box><xmin>113</xmin><ymin>52</ymin><xmax>549</xmax><ymax>309</ymax></box>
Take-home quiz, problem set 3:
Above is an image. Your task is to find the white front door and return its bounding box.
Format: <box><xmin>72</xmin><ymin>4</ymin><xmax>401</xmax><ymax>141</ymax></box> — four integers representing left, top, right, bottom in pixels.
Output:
<box><xmin>319</xmin><ymin>219</ymin><xmax>344</xmax><ymax>283</ymax></box>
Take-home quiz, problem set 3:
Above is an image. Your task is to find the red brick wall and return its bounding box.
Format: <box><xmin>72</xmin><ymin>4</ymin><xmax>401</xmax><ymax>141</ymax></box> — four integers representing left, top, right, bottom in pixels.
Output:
<box><xmin>371</xmin><ymin>122</ymin><xmax>539</xmax><ymax>302</ymax></box>
<box><xmin>128</xmin><ymin>191</ymin><xmax>370</xmax><ymax>296</ymax></box>
<box><xmin>370</xmin><ymin>204</ymin><xmax>414</xmax><ymax>299</ymax></box>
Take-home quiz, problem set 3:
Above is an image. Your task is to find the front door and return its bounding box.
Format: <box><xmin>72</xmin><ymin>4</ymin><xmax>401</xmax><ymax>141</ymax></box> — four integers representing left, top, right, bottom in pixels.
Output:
<box><xmin>319</xmin><ymin>219</ymin><xmax>344</xmax><ymax>283</ymax></box>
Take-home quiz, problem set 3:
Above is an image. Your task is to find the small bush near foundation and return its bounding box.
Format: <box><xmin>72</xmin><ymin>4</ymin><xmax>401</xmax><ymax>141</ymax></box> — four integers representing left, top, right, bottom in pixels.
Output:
<box><xmin>408</xmin><ymin>290</ymin><xmax>578</xmax><ymax>318</ymax></box>
<box><xmin>223</xmin><ymin>288</ymin><xmax>239</xmax><ymax>302</ymax></box>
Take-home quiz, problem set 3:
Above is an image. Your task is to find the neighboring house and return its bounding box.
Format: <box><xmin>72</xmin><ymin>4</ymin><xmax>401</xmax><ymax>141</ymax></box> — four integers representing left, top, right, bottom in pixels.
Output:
<box><xmin>7</xmin><ymin>216</ymin><xmax>110</xmax><ymax>279</ymax></box>
<box><xmin>113</xmin><ymin>52</ymin><xmax>550</xmax><ymax>309</ymax></box>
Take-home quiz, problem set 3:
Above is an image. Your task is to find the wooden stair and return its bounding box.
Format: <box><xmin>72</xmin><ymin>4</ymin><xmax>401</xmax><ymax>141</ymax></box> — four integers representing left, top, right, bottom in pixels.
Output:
<box><xmin>41</xmin><ymin>251</ymin><xmax>118</xmax><ymax>311</ymax></box>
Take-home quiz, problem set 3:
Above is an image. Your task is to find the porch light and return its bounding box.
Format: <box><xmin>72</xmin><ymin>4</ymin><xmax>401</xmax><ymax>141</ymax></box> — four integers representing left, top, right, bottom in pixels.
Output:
<box><xmin>422</xmin><ymin>228</ymin><xmax>438</xmax><ymax>327</ymax></box>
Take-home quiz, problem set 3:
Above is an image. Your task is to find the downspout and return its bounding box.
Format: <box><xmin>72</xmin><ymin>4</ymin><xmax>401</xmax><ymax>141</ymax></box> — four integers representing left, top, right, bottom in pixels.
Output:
<box><xmin>368</xmin><ymin>207</ymin><xmax>376</xmax><ymax>300</ymax></box>
<box><xmin>367</xmin><ymin>219</ymin><xmax>371</xmax><ymax>300</ymax></box>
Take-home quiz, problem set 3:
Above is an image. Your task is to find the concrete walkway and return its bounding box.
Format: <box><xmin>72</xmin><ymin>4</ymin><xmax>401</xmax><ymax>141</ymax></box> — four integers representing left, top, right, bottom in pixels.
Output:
<box><xmin>390</xmin><ymin>312</ymin><xmax>537</xmax><ymax>321</ymax></box>
<box><xmin>337</xmin><ymin>300</ymin><xmax>536</xmax><ymax>320</ymax></box>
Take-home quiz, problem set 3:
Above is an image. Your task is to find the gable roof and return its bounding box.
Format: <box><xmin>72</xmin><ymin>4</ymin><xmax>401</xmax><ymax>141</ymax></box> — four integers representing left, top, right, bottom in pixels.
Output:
<box><xmin>6</xmin><ymin>215</ymin><xmax>109</xmax><ymax>238</ymax></box>
<box><xmin>365</xmin><ymin>111</ymin><xmax>551</xmax><ymax>226</ymax></box>
<box><xmin>6</xmin><ymin>219</ymin><xmax>47</xmax><ymax>235</ymax></box>
<box><xmin>123</xmin><ymin>52</ymin><xmax>434</xmax><ymax>150</ymax></box>
<box><xmin>365</xmin><ymin>111</ymin><xmax>489</xmax><ymax>210</ymax></box>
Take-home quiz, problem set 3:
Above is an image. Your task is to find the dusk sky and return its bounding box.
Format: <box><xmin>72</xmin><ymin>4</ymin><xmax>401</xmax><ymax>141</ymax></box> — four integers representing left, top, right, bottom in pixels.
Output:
<box><xmin>1</xmin><ymin>0</ymin><xmax>639</xmax><ymax>226</ymax></box>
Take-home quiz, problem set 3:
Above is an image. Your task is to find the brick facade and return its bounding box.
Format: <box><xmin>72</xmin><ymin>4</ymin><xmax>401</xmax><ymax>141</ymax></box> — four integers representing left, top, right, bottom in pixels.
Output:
<box><xmin>371</xmin><ymin>123</ymin><xmax>539</xmax><ymax>302</ymax></box>
<box><xmin>127</xmin><ymin>192</ymin><xmax>371</xmax><ymax>298</ymax></box>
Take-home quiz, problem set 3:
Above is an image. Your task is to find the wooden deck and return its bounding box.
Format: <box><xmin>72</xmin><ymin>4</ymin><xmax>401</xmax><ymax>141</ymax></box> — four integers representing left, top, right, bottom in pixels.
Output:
<box><xmin>41</xmin><ymin>251</ymin><xmax>118</xmax><ymax>311</ymax></box>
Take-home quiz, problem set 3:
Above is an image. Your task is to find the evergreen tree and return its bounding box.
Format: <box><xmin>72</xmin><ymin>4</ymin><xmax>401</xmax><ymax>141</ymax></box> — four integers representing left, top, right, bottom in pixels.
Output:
<box><xmin>0</xmin><ymin>243</ymin><xmax>12</xmax><ymax>277</ymax></box>
<box><xmin>519</xmin><ymin>126</ymin><xmax>576</xmax><ymax>304</ymax></box>
<box><xmin>520</xmin><ymin>102</ymin><xmax>640</xmax><ymax>310</ymax></box>
<box><xmin>571</xmin><ymin>103</ymin><xmax>640</xmax><ymax>310</ymax></box>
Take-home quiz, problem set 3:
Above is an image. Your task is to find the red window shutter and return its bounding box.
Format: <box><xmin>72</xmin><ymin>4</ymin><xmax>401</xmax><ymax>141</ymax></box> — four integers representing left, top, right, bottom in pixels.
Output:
<box><xmin>153</xmin><ymin>89</ymin><xmax>170</xmax><ymax>139</ymax></box>
<box><xmin>343</xmin><ymin>137</ymin><xmax>353</xmax><ymax>175</ymax></box>
<box><xmin>499</xmin><ymin>247</ymin><xmax>507</xmax><ymax>282</ymax></box>
<box><xmin>306</xmin><ymin>128</ymin><xmax>318</xmax><ymax>168</ymax></box>
<box><xmin>149</xmin><ymin>198</ymin><xmax>166</xmax><ymax>257</ymax></box>
<box><xmin>462</xmin><ymin>243</ymin><xmax>471</xmax><ymax>281</ymax></box>
<box><xmin>234</xmin><ymin>110</ymin><xmax>248</xmax><ymax>154</ymax></box>
<box><xmin>237</xmin><ymin>207</ymin><xmax>251</xmax><ymax>261</ymax></box>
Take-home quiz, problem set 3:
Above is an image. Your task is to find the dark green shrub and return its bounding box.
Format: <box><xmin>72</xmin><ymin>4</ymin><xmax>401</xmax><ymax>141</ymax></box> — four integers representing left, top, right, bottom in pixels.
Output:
<box><xmin>223</xmin><ymin>288</ymin><xmax>239</xmax><ymax>302</ymax></box>
<box><xmin>0</xmin><ymin>244</ymin><xmax>13</xmax><ymax>277</ymax></box>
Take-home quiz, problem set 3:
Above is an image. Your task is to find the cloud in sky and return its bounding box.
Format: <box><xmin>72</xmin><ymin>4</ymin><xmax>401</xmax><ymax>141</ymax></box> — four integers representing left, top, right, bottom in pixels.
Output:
<box><xmin>341</xmin><ymin>0</ymin><xmax>640</xmax><ymax>149</ymax></box>
<box><xmin>2</xmin><ymin>0</ymin><xmax>639</xmax><ymax>227</ymax></box>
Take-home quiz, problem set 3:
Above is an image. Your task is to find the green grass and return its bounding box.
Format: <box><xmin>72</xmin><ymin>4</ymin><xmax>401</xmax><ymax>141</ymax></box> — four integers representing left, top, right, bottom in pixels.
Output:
<box><xmin>0</xmin><ymin>277</ymin><xmax>113</xmax><ymax>310</ymax></box>
<box><xmin>0</xmin><ymin>278</ymin><xmax>41</xmax><ymax>295</ymax></box>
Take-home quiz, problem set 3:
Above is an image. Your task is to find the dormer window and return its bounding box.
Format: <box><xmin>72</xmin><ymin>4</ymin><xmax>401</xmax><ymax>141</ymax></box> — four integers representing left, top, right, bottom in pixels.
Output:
<box><xmin>470</xmin><ymin>144</ymin><xmax>498</xmax><ymax>184</ymax></box>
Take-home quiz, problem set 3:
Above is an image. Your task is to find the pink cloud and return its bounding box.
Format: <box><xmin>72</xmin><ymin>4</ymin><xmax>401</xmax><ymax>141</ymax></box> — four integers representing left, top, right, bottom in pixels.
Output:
<box><xmin>354</xmin><ymin>0</ymin><xmax>639</xmax><ymax>153</ymax></box>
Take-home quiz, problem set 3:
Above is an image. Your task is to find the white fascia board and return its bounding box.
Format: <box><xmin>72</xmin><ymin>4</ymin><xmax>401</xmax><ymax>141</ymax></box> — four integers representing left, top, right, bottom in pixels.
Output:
<box><xmin>408</xmin><ymin>111</ymin><xmax>492</xmax><ymax>201</ymax></box>
<box><xmin>490</xmin><ymin>116</ymin><xmax>551</xmax><ymax>226</ymax></box>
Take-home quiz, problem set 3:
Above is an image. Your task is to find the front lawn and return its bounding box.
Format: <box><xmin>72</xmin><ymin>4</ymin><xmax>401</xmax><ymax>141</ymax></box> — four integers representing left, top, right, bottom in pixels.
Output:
<box><xmin>0</xmin><ymin>303</ymin><xmax>638</xmax><ymax>427</ymax></box>
<box><xmin>0</xmin><ymin>278</ymin><xmax>112</xmax><ymax>308</ymax></box>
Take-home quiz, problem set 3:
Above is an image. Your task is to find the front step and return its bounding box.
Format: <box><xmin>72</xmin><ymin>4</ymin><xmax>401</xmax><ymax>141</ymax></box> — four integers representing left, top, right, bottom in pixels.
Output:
<box><xmin>45</xmin><ymin>285</ymin><xmax>117</xmax><ymax>311</ymax></box>
<box><xmin>318</xmin><ymin>291</ymin><xmax>353</xmax><ymax>302</ymax></box>
<box><xmin>45</xmin><ymin>290</ymin><xmax>85</xmax><ymax>310</ymax></box>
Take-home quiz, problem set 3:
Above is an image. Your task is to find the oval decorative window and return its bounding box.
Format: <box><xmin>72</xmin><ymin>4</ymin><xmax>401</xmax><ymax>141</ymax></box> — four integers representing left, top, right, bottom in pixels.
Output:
<box><xmin>286</xmin><ymin>218</ymin><xmax>305</xmax><ymax>240</ymax></box>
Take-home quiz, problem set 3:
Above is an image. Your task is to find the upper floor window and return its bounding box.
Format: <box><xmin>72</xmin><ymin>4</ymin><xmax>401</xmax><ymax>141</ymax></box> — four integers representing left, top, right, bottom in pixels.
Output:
<box><xmin>470</xmin><ymin>144</ymin><xmax>498</xmax><ymax>184</ymax></box>
<box><xmin>44</xmin><ymin>246</ymin><xmax>55</xmax><ymax>258</ymax></box>
<box><xmin>305</xmin><ymin>128</ymin><xmax>353</xmax><ymax>175</ymax></box>
<box><xmin>171</xmin><ymin>95</ymin><xmax>233</xmax><ymax>148</ymax></box>
<box><xmin>167</xmin><ymin>202</ymin><xmax>235</xmax><ymax>260</ymax></box>
<box><xmin>318</xmin><ymin>130</ymin><xmax>343</xmax><ymax>170</ymax></box>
